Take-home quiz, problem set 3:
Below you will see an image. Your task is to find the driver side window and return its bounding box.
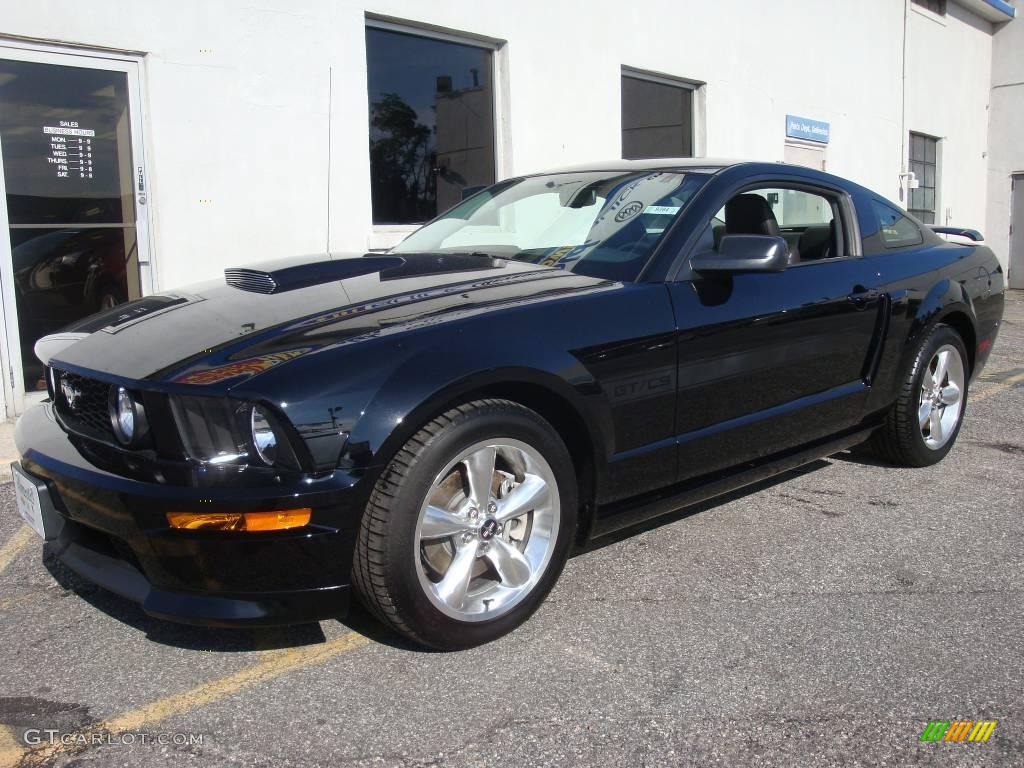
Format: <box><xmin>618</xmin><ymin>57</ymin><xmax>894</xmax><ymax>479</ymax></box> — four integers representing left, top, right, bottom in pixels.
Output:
<box><xmin>704</xmin><ymin>186</ymin><xmax>843</xmax><ymax>266</ymax></box>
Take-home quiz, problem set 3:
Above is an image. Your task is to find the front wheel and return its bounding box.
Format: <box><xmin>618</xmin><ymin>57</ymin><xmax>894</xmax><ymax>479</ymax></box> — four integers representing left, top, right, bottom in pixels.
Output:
<box><xmin>869</xmin><ymin>324</ymin><xmax>968</xmax><ymax>467</ymax></box>
<box><xmin>351</xmin><ymin>399</ymin><xmax>577</xmax><ymax>650</ymax></box>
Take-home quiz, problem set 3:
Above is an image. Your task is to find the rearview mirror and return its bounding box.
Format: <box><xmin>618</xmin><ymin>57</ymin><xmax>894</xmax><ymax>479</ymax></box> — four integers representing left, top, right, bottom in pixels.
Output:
<box><xmin>691</xmin><ymin>234</ymin><xmax>789</xmax><ymax>273</ymax></box>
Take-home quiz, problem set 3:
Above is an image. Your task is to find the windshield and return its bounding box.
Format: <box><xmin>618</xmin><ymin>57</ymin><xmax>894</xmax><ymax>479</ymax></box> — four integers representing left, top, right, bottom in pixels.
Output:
<box><xmin>392</xmin><ymin>170</ymin><xmax>710</xmax><ymax>281</ymax></box>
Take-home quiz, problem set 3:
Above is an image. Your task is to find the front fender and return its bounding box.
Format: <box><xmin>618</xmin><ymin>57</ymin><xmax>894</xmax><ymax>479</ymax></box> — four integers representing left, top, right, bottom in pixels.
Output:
<box><xmin>339</xmin><ymin>336</ymin><xmax>613</xmax><ymax>474</ymax></box>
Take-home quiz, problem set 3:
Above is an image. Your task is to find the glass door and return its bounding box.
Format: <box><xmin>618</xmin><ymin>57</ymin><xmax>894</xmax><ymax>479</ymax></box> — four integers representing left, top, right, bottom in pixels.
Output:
<box><xmin>0</xmin><ymin>45</ymin><xmax>151</xmax><ymax>416</ymax></box>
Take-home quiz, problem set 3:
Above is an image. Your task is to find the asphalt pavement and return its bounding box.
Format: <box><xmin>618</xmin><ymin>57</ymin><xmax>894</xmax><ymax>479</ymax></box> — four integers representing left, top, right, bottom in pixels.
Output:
<box><xmin>1</xmin><ymin>292</ymin><xmax>1022</xmax><ymax>767</ymax></box>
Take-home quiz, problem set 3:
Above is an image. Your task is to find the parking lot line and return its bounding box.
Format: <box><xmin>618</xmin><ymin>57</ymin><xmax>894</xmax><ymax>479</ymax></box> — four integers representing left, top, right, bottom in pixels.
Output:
<box><xmin>104</xmin><ymin>630</ymin><xmax>370</xmax><ymax>731</ymax></box>
<box><xmin>0</xmin><ymin>593</ymin><xmax>36</xmax><ymax>611</ymax></box>
<box><xmin>0</xmin><ymin>525</ymin><xmax>33</xmax><ymax>577</ymax></box>
<box><xmin>19</xmin><ymin>629</ymin><xmax>371</xmax><ymax>765</ymax></box>
<box><xmin>972</xmin><ymin>371</ymin><xmax>1024</xmax><ymax>403</ymax></box>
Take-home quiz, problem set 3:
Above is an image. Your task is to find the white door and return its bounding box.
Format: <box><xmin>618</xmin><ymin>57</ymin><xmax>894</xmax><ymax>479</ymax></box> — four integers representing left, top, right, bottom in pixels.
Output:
<box><xmin>0</xmin><ymin>44</ymin><xmax>153</xmax><ymax>418</ymax></box>
<box><xmin>784</xmin><ymin>141</ymin><xmax>826</xmax><ymax>171</ymax></box>
<box><xmin>1011</xmin><ymin>175</ymin><xmax>1024</xmax><ymax>290</ymax></box>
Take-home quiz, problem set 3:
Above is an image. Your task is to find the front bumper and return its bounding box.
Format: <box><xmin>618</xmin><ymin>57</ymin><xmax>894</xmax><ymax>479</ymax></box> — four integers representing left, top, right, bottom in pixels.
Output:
<box><xmin>15</xmin><ymin>402</ymin><xmax>367</xmax><ymax>627</ymax></box>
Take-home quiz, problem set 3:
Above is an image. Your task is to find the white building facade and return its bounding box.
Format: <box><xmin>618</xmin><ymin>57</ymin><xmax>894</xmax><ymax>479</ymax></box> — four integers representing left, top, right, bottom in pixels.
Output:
<box><xmin>987</xmin><ymin>4</ymin><xmax>1024</xmax><ymax>288</ymax></box>
<box><xmin>0</xmin><ymin>0</ymin><xmax>1017</xmax><ymax>418</ymax></box>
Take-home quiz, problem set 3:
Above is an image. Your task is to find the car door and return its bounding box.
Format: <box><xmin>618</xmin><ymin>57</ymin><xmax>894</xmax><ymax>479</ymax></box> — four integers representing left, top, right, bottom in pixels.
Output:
<box><xmin>666</xmin><ymin>181</ymin><xmax>886</xmax><ymax>481</ymax></box>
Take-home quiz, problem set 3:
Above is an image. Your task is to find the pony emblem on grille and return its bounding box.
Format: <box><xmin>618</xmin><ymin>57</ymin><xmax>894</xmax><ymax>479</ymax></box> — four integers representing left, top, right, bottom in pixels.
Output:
<box><xmin>60</xmin><ymin>376</ymin><xmax>81</xmax><ymax>411</ymax></box>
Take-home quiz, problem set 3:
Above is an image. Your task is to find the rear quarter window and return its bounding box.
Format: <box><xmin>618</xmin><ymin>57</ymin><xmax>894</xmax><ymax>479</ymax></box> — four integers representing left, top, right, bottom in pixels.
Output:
<box><xmin>872</xmin><ymin>200</ymin><xmax>923</xmax><ymax>248</ymax></box>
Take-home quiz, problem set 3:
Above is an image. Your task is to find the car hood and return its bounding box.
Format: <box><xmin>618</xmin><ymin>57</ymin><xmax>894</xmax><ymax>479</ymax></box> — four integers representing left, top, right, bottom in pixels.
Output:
<box><xmin>49</xmin><ymin>252</ymin><xmax>609</xmax><ymax>388</ymax></box>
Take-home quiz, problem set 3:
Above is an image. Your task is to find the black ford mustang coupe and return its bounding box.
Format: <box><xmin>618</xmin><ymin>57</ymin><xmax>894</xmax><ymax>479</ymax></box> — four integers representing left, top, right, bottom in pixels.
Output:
<box><xmin>13</xmin><ymin>160</ymin><xmax>1004</xmax><ymax>649</ymax></box>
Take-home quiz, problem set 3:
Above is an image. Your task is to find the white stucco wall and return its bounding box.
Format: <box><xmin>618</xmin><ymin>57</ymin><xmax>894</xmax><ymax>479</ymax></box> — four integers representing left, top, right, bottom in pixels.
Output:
<box><xmin>0</xmin><ymin>0</ymin><xmax>1002</xmax><ymax>291</ymax></box>
<box><xmin>906</xmin><ymin>2</ymin><xmax>993</xmax><ymax>233</ymax></box>
<box><xmin>987</xmin><ymin>7</ymin><xmax>1024</xmax><ymax>286</ymax></box>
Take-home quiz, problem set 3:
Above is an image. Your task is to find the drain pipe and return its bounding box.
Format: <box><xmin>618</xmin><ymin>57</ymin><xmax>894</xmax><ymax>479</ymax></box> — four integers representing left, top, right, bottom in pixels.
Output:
<box><xmin>899</xmin><ymin>0</ymin><xmax>910</xmax><ymax>203</ymax></box>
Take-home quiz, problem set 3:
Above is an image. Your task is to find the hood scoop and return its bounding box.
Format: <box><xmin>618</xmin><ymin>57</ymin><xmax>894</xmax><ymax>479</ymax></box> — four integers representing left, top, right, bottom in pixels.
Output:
<box><xmin>225</xmin><ymin>255</ymin><xmax>406</xmax><ymax>294</ymax></box>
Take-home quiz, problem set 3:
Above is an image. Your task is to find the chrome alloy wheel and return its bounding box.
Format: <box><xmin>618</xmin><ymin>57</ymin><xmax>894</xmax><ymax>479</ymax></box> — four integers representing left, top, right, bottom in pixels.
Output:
<box><xmin>918</xmin><ymin>343</ymin><xmax>965</xmax><ymax>450</ymax></box>
<box><xmin>414</xmin><ymin>439</ymin><xmax>560</xmax><ymax>622</ymax></box>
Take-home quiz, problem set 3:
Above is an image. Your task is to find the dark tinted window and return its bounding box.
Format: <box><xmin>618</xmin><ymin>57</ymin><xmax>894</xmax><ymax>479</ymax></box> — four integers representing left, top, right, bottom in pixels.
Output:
<box><xmin>908</xmin><ymin>132</ymin><xmax>938</xmax><ymax>224</ymax></box>
<box><xmin>912</xmin><ymin>0</ymin><xmax>946</xmax><ymax>14</ymax></box>
<box><xmin>0</xmin><ymin>60</ymin><xmax>133</xmax><ymax>225</ymax></box>
<box><xmin>365</xmin><ymin>27</ymin><xmax>495</xmax><ymax>225</ymax></box>
<box><xmin>621</xmin><ymin>75</ymin><xmax>693</xmax><ymax>159</ymax></box>
<box><xmin>873</xmin><ymin>200</ymin><xmax>923</xmax><ymax>248</ymax></box>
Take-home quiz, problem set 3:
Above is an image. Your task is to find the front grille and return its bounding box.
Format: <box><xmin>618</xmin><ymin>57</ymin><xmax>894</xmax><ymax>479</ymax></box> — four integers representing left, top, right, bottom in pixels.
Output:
<box><xmin>53</xmin><ymin>368</ymin><xmax>116</xmax><ymax>442</ymax></box>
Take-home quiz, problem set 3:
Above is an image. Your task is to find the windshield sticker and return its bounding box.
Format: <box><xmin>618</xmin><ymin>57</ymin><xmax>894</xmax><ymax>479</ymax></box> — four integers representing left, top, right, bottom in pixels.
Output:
<box><xmin>614</xmin><ymin>201</ymin><xmax>644</xmax><ymax>222</ymax></box>
<box><xmin>645</xmin><ymin>205</ymin><xmax>680</xmax><ymax>215</ymax></box>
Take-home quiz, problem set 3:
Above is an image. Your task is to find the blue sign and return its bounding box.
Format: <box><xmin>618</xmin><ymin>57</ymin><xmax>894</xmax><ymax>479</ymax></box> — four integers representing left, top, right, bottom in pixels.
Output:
<box><xmin>785</xmin><ymin>114</ymin><xmax>830</xmax><ymax>144</ymax></box>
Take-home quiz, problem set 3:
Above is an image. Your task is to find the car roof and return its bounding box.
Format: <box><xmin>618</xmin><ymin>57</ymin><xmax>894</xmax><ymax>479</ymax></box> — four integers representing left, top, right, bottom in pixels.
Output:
<box><xmin>527</xmin><ymin>157</ymin><xmax>742</xmax><ymax>175</ymax></box>
<box><xmin>521</xmin><ymin>159</ymin><xmax>868</xmax><ymax>199</ymax></box>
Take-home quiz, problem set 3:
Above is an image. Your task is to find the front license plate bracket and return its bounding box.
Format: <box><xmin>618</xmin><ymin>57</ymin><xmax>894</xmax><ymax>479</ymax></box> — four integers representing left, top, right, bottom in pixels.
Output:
<box><xmin>11</xmin><ymin>462</ymin><xmax>64</xmax><ymax>541</ymax></box>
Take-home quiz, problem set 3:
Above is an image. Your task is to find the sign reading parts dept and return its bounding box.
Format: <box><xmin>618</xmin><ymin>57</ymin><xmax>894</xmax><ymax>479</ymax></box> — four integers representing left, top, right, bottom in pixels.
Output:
<box><xmin>785</xmin><ymin>114</ymin><xmax>830</xmax><ymax>144</ymax></box>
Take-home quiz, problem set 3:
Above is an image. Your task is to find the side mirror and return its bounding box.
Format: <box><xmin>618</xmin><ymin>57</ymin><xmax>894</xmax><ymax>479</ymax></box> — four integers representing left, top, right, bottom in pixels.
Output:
<box><xmin>691</xmin><ymin>234</ymin><xmax>789</xmax><ymax>273</ymax></box>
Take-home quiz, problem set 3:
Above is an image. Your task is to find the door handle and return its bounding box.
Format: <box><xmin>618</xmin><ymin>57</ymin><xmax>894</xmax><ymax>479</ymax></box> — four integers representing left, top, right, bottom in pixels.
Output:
<box><xmin>847</xmin><ymin>287</ymin><xmax>880</xmax><ymax>310</ymax></box>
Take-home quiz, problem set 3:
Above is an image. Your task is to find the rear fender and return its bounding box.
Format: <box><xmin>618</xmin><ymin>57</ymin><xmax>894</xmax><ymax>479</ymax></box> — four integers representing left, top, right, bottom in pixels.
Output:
<box><xmin>902</xmin><ymin>278</ymin><xmax>977</xmax><ymax>374</ymax></box>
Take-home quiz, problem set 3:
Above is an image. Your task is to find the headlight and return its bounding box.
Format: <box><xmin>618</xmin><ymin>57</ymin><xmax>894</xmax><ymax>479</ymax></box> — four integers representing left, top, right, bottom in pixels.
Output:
<box><xmin>169</xmin><ymin>395</ymin><xmax>301</xmax><ymax>470</ymax></box>
<box><xmin>251</xmin><ymin>405</ymin><xmax>278</xmax><ymax>465</ymax></box>
<box><xmin>108</xmin><ymin>386</ymin><xmax>148</xmax><ymax>447</ymax></box>
<box><xmin>114</xmin><ymin>388</ymin><xmax>134</xmax><ymax>440</ymax></box>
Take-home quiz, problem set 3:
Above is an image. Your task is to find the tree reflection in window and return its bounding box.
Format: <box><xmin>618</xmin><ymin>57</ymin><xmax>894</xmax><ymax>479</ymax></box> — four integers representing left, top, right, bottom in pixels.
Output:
<box><xmin>369</xmin><ymin>93</ymin><xmax>435</xmax><ymax>224</ymax></box>
<box><xmin>365</xmin><ymin>27</ymin><xmax>496</xmax><ymax>225</ymax></box>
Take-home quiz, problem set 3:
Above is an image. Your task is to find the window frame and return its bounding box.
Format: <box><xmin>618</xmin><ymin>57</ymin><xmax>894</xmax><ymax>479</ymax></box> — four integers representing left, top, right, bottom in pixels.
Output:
<box><xmin>620</xmin><ymin>66</ymin><xmax>705</xmax><ymax>161</ymax></box>
<box><xmin>908</xmin><ymin>131</ymin><xmax>940</xmax><ymax>225</ymax></box>
<box><xmin>364</xmin><ymin>16</ymin><xmax>508</xmax><ymax>245</ymax></box>
<box><xmin>671</xmin><ymin>178</ymin><xmax>863</xmax><ymax>282</ymax></box>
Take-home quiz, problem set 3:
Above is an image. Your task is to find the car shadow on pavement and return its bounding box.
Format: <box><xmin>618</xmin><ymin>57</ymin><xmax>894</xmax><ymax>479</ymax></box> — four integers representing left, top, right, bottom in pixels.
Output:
<box><xmin>40</xmin><ymin>547</ymin><xmax>443</xmax><ymax>653</ymax></box>
<box><xmin>36</xmin><ymin>456</ymin><xmax>836</xmax><ymax>655</ymax></box>
<box><xmin>829</xmin><ymin>446</ymin><xmax>892</xmax><ymax>468</ymax></box>
<box><xmin>576</xmin><ymin>458</ymin><xmax>833</xmax><ymax>555</ymax></box>
<box><xmin>335</xmin><ymin>603</ymin><xmax>446</xmax><ymax>653</ymax></box>
<box><xmin>41</xmin><ymin>552</ymin><xmax>329</xmax><ymax>653</ymax></box>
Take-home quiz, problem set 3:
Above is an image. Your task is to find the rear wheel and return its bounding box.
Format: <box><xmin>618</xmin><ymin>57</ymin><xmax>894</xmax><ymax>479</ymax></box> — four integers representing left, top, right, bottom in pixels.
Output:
<box><xmin>352</xmin><ymin>399</ymin><xmax>577</xmax><ymax>649</ymax></box>
<box><xmin>869</xmin><ymin>324</ymin><xmax>968</xmax><ymax>467</ymax></box>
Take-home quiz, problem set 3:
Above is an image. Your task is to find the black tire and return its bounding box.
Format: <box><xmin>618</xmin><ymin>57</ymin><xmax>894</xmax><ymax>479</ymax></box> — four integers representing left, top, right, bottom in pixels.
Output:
<box><xmin>869</xmin><ymin>323</ymin><xmax>969</xmax><ymax>467</ymax></box>
<box><xmin>351</xmin><ymin>398</ymin><xmax>578</xmax><ymax>650</ymax></box>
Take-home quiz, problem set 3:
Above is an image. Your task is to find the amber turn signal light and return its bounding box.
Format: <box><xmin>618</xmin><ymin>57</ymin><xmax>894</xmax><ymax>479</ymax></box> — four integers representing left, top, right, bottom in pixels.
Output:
<box><xmin>166</xmin><ymin>508</ymin><xmax>312</xmax><ymax>532</ymax></box>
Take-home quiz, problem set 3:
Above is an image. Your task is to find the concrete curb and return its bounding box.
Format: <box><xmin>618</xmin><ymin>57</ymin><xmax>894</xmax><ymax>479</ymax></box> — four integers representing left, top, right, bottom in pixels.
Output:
<box><xmin>0</xmin><ymin>420</ymin><xmax>17</xmax><ymax>484</ymax></box>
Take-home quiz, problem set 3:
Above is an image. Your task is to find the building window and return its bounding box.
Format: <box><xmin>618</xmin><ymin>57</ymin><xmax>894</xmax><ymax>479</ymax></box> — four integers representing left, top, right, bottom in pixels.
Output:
<box><xmin>908</xmin><ymin>132</ymin><xmax>938</xmax><ymax>224</ymax></box>
<box><xmin>621</xmin><ymin>73</ymin><xmax>694</xmax><ymax>160</ymax></box>
<box><xmin>365</xmin><ymin>25</ymin><xmax>496</xmax><ymax>225</ymax></box>
<box><xmin>911</xmin><ymin>0</ymin><xmax>947</xmax><ymax>14</ymax></box>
